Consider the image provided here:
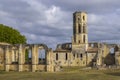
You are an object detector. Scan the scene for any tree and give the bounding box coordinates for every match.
[0,24,26,44]
[0,24,28,62]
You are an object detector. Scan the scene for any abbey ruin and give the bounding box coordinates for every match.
[0,11,120,72]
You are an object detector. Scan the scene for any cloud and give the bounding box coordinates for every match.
[0,0,120,49]
[41,0,120,13]
[88,11,120,41]
[0,0,73,49]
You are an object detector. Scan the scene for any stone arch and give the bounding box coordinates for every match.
[3,43,50,72]
[37,44,49,64]
[104,44,117,65]
[24,44,32,64]
[24,44,49,65]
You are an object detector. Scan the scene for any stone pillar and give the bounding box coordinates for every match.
[22,48,25,65]
[35,47,39,65]
[18,44,24,72]
[67,53,70,66]
[96,49,102,66]
[69,52,72,66]
[46,50,49,65]
[115,51,120,66]
[16,50,19,62]
[46,49,50,72]
[11,50,15,62]
[32,45,37,72]
[5,46,11,72]
[46,49,54,72]
[14,50,18,62]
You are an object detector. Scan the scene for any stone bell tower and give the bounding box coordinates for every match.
[72,11,88,51]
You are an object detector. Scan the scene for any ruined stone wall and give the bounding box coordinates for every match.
[52,52,72,66]
[86,52,97,66]
[0,47,4,70]
[52,51,87,67]
[115,51,120,65]
[0,44,55,72]
[102,44,115,65]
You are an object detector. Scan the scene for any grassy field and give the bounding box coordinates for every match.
[0,67,120,80]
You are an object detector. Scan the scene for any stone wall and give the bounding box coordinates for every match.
[52,51,87,67]
[0,44,54,72]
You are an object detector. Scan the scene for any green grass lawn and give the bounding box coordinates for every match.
[0,67,120,80]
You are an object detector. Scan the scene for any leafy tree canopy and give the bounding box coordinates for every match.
[0,24,26,44]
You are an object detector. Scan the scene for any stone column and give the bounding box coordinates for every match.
[5,46,11,72]
[18,44,24,72]
[35,47,39,65]
[14,50,17,62]
[68,53,71,66]
[32,45,37,72]
[46,50,50,72]
[22,48,25,65]
[11,50,15,62]
[69,52,72,66]
[116,52,120,66]
[96,49,102,66]
[46,49,54,72]
[16,50,19,62]
[46,50,49,65]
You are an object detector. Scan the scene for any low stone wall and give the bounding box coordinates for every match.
[23,64,32,71]
[0,64,46,72]
[37,65,46,71]
[9,64,18,71]
[0,64,4,70]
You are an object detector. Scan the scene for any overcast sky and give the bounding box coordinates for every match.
[0,0,120,49]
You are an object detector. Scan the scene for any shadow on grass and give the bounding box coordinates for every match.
[105,72,120,76]
[0,71,6,74]
[87,74,99,77]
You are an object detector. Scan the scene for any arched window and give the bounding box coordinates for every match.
[78,24,81,33]
[65,53,68,60]
[56,53,58,60]
[73,54,75,59]
[80,54,83,60]
[83,35,86,43]
[83,16,85,21]
[80,54,83,57]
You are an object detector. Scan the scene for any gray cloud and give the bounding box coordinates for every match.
[0,0,120,49]
[41,0,120,13]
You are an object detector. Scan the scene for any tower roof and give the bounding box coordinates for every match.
[73,11,87,14]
